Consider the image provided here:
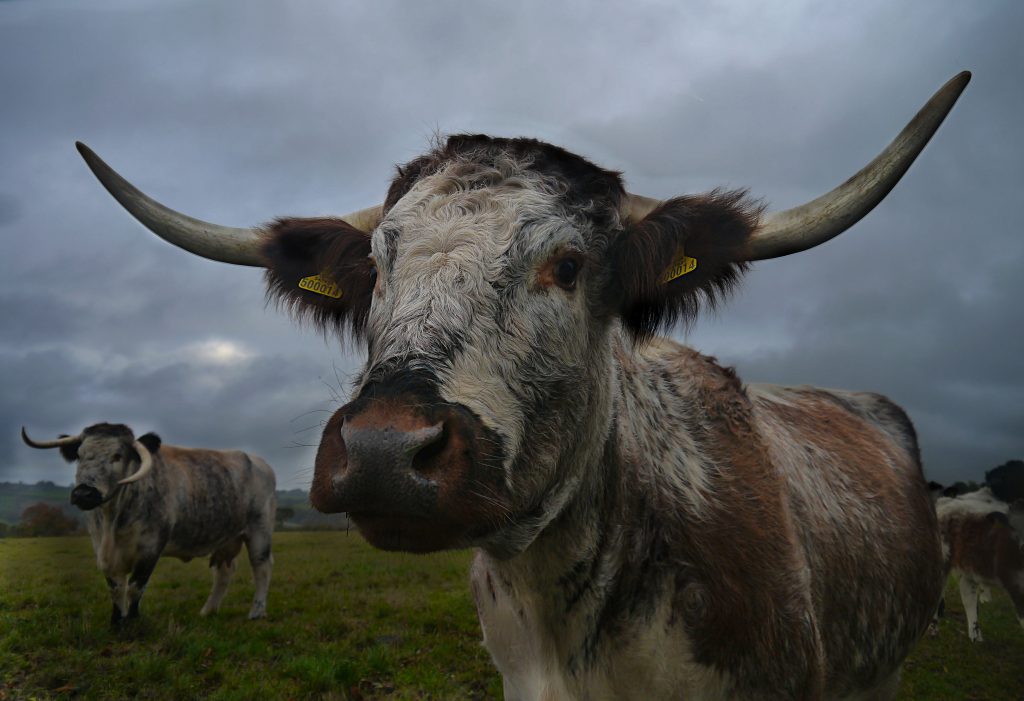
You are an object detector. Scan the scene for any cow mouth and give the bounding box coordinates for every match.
[70,485,103,511]
[347,511,470,553]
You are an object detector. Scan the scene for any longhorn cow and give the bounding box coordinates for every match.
[74,73,970,698]
[22,424,276,624]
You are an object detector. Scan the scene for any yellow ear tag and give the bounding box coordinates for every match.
[659,249,698,284]
[298,274,342,299]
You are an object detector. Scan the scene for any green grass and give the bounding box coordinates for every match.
[900,577,1024,699]
[1,535,1022,699]
[0,534,500,700]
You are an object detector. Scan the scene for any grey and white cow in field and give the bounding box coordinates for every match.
[21,424,275,624]
[76,73,969,698]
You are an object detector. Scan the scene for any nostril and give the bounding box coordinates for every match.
[411,422,448,474]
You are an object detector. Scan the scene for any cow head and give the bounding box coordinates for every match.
[257,137,765,554]
[22,424,161,510]
[73,73,970,553]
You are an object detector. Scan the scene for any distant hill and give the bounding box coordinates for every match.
[0,482,348,531]
[0,481,77,525]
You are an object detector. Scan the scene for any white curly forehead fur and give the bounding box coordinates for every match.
[363,157,620,468]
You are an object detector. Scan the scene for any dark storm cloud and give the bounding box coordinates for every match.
[1,0,1020,489]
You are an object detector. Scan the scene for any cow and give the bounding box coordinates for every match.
[935,486,1024,642]
[21,424,276,624]
[73,73,970,698]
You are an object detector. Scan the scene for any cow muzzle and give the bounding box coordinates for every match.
[70,484,103,511]
[311,392,508,553]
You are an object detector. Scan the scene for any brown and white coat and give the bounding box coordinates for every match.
[936,488,1024,642]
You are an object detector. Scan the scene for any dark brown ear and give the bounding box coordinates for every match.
[137,432,162,454]
[58,434,81,463]
[261,217,374,338]
[611,189,763,342]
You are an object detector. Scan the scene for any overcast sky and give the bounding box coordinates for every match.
[1,0,1020,490]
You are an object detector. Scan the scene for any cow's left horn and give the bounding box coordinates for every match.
[21,427,81,449]
[119,440,154,485]
[625,71,971,260]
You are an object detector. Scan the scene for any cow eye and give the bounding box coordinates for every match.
[111,453,122,462]
[554,257,580,290]
[368,260,379,291]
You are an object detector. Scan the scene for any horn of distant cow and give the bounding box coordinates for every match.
[624,71,971,260]
[20,427,81,450]
[119,440,154,485]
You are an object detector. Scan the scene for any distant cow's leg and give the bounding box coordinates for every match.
[106,575,128,626]
[959,576,983,642]
[927,595,945,636]
[200,540,242,616]
[126,556,159,620]
[244,526,273,620]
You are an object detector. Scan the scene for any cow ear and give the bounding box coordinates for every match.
[57,434,81,463]
[138,432,162,454]
[612,190,763,342]
[261,217,375,339]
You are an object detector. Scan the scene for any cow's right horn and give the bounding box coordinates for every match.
[21,427,81,449]
[76,143,267,267]
[76,143,383,266]
[119,440,154,485]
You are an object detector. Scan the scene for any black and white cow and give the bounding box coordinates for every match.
[22,424,276,624]
[75,73,970,698]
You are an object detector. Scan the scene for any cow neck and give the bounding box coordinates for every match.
[473,339,634,677]
[472,334,727,683]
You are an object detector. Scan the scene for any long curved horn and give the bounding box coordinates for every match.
[119,440,154,485]
[76,143,266,266]
[76,143,382,265]
[625,71,971,261]
[21,427,81,449]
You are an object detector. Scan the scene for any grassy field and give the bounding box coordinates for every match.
[1,534,1022,700]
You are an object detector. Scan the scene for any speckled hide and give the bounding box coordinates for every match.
[467,339,941,700]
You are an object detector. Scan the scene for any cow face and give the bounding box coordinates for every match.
[21,423,160,510]
[261,136,759,555]
[67,430,139,510]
